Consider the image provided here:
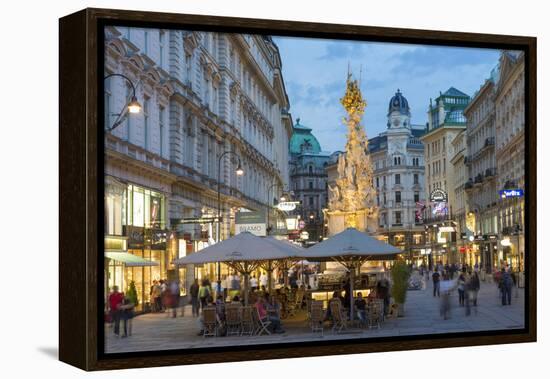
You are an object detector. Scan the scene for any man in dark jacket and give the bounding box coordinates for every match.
[189,279,200,317]
[432,271,441,297]
[499,269,513,305]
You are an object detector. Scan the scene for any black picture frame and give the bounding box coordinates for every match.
[59,8,537,371]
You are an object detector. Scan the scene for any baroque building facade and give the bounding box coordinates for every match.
[463,68,499,272]
[449,130,468,264]
[103,26,292,308]
[369,90,427,263]
[421,87,470,265]
[289,119,331,242]
[494,51,525,273]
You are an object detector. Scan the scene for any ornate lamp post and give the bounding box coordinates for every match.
[266,183,282,235]
[216,151,244,293]
[104,73,141,131]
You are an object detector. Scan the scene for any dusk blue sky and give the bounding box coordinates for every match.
[273,36,501,153]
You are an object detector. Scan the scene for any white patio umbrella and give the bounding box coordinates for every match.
[173,232,299,304]
[304,227,401,320]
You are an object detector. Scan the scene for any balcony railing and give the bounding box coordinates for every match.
[484,137,495,147]
[485,167,496,178]
[474,174,484,184]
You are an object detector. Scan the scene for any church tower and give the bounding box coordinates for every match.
[387,89,411,130]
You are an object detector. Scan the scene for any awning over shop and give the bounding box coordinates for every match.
[105,251,159,267]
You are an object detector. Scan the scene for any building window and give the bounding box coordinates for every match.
[383,176,387,186]
[308,181,313,189]
[104,75,112,130]
[376,177,380,188]
[143,96,150,150]
[394,211,402,225]
[412,157,419,166]
[414,173,419,184]
[159,105,165,157]
[395,191,401,204]
[394,156,401,165]
[414,191,420,203]
[383,193,387,204]
[309,196,314,206]
[159,31,165,68]
[395,174,401,185]
[144,31,149,54]
[308,165,313,174]
[376,194,380,206]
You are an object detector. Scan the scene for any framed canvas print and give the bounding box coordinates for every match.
[59,8,536,371]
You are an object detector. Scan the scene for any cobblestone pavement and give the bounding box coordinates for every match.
[105,277,525,353]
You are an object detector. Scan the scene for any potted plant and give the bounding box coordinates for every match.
[391,261,411,317]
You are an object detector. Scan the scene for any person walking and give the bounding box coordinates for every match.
[457,272,466,307]
[469,271,480,307]
[499,268,513,305]
[169,280,180,318]
[198,279,211,311]
[108,286,124,337]
[189,279,200,317]
[432,270,441,297]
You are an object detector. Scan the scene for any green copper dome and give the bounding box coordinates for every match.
[289,118,322,155]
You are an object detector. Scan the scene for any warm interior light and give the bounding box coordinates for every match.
[235,162,244,176]
[128,96,142,114]
[280,196,287,202]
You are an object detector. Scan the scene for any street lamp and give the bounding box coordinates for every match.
[216,150,244,293]
[104,73,142,131]
[266,183,283,235]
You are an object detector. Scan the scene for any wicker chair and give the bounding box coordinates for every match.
[329,300,347,334]
[367,301,382,329]
[225,304,242,336]
[309,301,325,336]
[240,306,255,336]
[202,307,218,338]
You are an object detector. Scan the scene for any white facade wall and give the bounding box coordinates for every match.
[104,26,292,240]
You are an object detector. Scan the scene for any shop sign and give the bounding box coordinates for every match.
[499,189,524,199]
[430,189,448,202]
[171,217,219,224]
[235,210,266,224]
[439,226,455,232]
[236,223,266,236]
[277,201,299,211]
[235,210,266,236]
[500,238,512,246]
[285,217,298,230]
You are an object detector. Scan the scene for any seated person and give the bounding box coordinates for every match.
[354,292,367,324]
[324,291,342,322]
[231,295,241,305]
[265,294,285,333]
[254,296,268,324]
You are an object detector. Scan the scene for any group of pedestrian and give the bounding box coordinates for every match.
[107,285,135,338]
[432,264,481,319]
[150,279,183,317]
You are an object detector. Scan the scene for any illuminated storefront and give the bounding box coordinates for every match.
[104,180,171,310]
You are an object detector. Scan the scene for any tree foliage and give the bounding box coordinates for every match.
[391,261,411,304]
